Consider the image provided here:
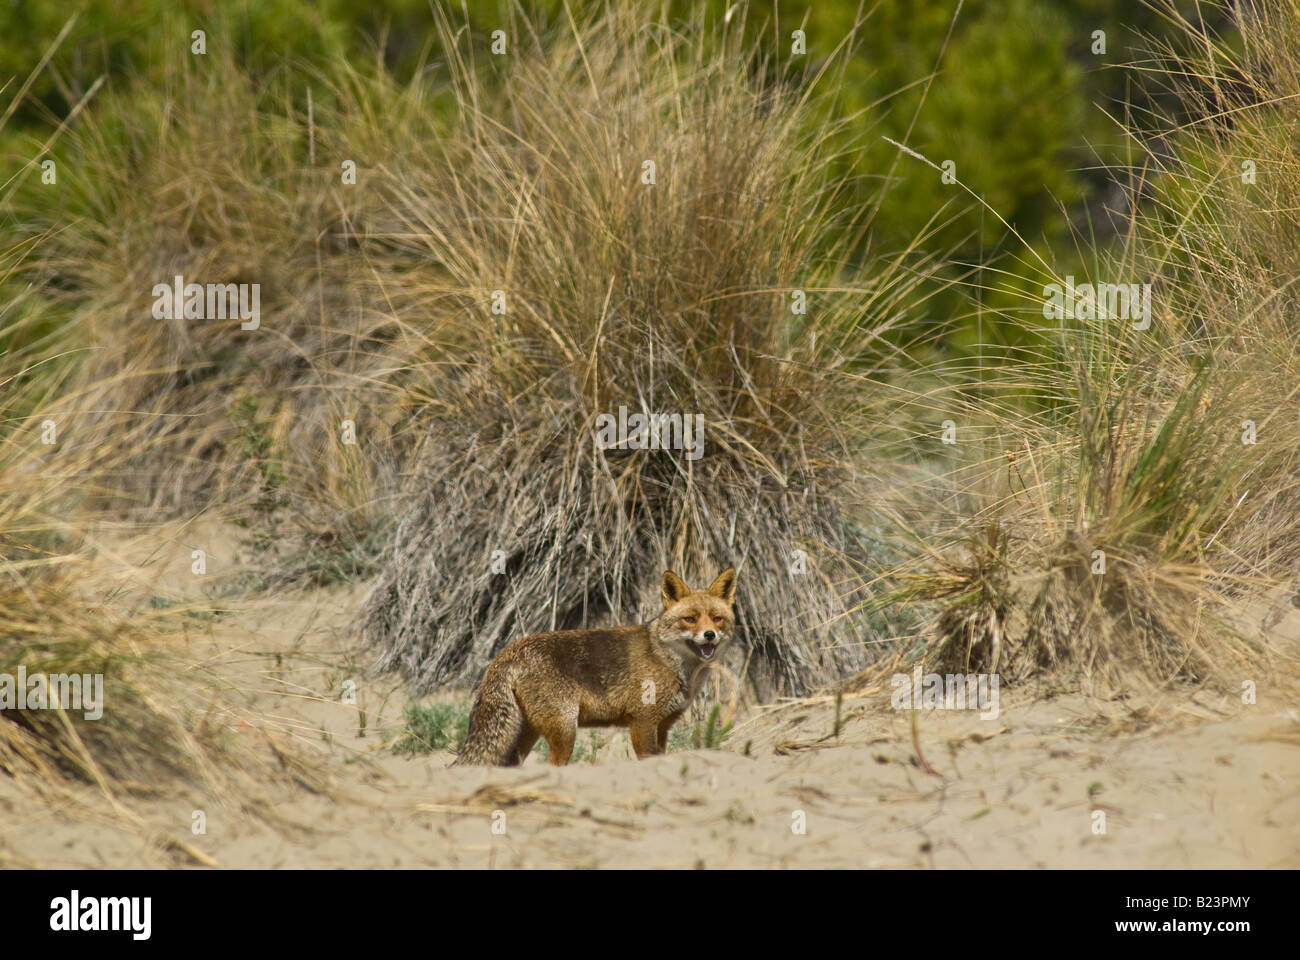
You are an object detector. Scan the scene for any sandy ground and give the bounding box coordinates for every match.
[2,521,1298,869]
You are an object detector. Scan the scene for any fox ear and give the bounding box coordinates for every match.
[707,567,737,604]
[661,570,690,608]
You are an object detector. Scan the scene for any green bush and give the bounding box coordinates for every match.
[391,702,470,755]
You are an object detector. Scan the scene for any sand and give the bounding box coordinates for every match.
[1,521,1297,869]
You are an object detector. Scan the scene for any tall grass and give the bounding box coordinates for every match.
[8,34,397,534]
[0,295,329,850]
[352,3,940,697]
[863,0,1300,694]
[0,26,326,856]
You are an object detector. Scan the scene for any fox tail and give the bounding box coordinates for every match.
[452,671,525,767]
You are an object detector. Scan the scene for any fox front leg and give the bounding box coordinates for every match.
[628,717,661,759]
[655,713,681,753]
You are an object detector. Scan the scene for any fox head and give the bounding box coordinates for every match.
[656,567,738,663]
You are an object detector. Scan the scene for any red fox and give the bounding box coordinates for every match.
[453,568,737,766]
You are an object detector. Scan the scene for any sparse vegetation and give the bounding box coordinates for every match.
[0,27,306,827]
[391,701,471,756]
[669,704,735,752]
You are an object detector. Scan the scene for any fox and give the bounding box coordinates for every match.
[452,567,737,766]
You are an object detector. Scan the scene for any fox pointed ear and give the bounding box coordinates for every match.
[707,567,737,604]
[661,570,690,608]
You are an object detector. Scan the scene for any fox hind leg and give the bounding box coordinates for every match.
[543,726,576,766]
[539,705,578,766]
[512,726,540,765]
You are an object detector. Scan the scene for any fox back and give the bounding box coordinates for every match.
[453,568,738,766]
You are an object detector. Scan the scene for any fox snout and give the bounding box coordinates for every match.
[682,626,723,661]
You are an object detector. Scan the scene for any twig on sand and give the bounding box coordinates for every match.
[910,709,940,776]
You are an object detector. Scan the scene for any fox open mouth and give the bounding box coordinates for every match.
[687,640,717,661]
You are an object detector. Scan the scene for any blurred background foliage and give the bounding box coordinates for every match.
[0,0,1237,363]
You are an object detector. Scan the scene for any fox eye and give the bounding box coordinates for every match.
[683,615,697,624]
[712,616,723,625]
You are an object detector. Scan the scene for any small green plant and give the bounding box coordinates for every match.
[227,394,287,511]
[668,704,734,752]
[667,723,695,753]
[290,519,390,587]
[392,702,470,756]
[700,703,734,750]
[724,802,755,825]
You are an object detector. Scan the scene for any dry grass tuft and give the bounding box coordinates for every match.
[354,4,932,697]
[854,0,1300,697]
